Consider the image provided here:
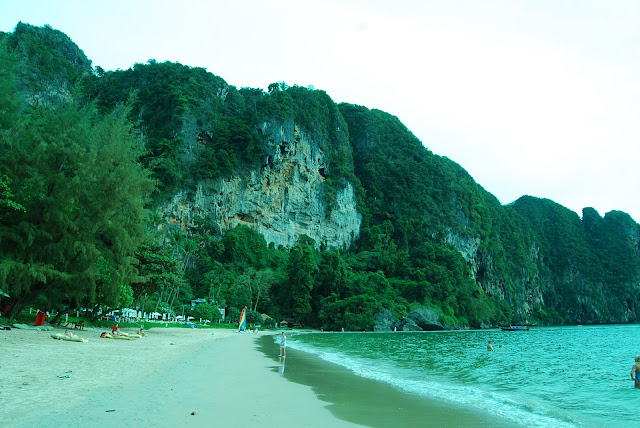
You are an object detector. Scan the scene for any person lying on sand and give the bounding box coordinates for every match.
[64,330,78,339]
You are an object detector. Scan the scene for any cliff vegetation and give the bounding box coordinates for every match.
[1,24,638,330]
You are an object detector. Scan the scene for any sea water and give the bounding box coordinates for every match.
[280,325,640,428]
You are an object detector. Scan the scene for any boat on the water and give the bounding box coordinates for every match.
[500,325,530,331]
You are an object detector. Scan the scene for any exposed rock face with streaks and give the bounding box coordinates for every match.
[162,118,361,250]
[9,22,640,329]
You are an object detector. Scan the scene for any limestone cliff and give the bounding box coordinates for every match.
[9,22,640,329]
[444,229,545,323]
[161,117,361,250]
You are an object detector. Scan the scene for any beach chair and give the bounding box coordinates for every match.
[73,320,85,330]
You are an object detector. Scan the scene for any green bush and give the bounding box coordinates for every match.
[190,302,221,322]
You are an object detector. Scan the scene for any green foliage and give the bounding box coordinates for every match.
[336,104,528,327]
[117,283,135,309]
[0,41,25,215]
[131,241,183,299]
[81,60,261,197]
[152,301,174,316]
[0,38,21,130]
[0,64,154,316]
[246,309,262,325]
[512,196,590,277]
[221,225,267,269]
[225,306,241,325]
[319,294,380,331]
[5,23,92,101]
[4,23,639,330]
[0,174,24,214]
[191,302,221,322]
[513,197,640,323]
[288,245,315,324]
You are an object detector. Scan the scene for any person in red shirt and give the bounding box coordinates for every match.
[112,324,120,335]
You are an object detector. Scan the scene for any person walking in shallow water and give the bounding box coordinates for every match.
[487,340,494,351]
[630,356,640,388]
[279,332,287,358]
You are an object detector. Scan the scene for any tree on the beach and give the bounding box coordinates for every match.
[190,302,221,323]
[0,94,155,318]
[81,256,135,321]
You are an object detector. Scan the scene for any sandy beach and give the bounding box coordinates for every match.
[0,325,362,427]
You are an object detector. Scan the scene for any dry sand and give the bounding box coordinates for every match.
[0,325,362,427]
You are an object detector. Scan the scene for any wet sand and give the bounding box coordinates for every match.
[257,335,519,428]
[1,326,516,427]
[0,326,361,427]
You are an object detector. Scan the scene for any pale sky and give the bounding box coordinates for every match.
[2,0,639,222]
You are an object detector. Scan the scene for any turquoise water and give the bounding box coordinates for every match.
[283,326,640,427]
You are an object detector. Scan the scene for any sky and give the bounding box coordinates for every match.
[2,0,639,222]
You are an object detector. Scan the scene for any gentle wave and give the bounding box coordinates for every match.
[283,333,579,428]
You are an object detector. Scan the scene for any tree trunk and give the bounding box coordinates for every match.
[49,307,72,325]
[168,286,178,311]
[254,287,261,312]
[7,291,28,319]
[139,293,148,314]
[89,304,102,321]
[154,284,166,313]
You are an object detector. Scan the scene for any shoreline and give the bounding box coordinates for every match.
[1,326,361,427]
[258,334,518,428]
[2,326,518,427]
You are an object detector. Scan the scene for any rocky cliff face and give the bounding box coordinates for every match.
[443,228,549,323]
[445,214,640,325]
[9,23,640,329]
[161,117,362,250]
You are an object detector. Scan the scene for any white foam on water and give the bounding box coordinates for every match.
[285,336,579,428]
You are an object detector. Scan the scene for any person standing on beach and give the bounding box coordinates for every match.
[630,356,640,388]
[487,341,494,351]
[279,332,287,357]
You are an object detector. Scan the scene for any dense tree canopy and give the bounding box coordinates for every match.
[2,23,639,330]
[0,47,155,317]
